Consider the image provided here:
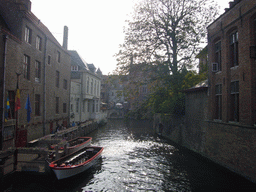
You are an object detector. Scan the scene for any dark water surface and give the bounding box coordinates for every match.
[4,119,256,192]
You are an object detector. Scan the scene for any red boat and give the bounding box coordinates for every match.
[49,146,103,180]
[50,137,92,154]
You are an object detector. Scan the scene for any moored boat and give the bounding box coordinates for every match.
[49,146,103,180]
[50,137,92,154]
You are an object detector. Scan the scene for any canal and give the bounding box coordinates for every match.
[4,119,256,192]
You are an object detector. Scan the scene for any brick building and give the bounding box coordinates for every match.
[0,0,70,149]
[208,0,256,125]
[206,0,256,182]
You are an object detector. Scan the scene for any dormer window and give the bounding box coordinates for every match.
[71,66,78,71]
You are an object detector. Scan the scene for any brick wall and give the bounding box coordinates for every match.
[208,0,256,125]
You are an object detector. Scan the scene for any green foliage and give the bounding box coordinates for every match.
[182,70,207,90]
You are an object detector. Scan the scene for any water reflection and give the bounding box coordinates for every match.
[5,119,256,192]
[81,119,191,192]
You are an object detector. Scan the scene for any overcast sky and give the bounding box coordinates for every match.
[30,0,231,75]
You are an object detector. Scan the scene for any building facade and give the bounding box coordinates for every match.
[208,0,256,125]
[69,51,101,123]
[206,0,256,182]
[0,0,71,149]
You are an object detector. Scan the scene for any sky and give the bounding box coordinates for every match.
[30,0,231,75]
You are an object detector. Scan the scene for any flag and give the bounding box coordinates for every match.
[7,96,10,110]
[25,94,32,122]
[15,85,21,111]
[5,96,10,122]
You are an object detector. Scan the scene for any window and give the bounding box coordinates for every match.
[63,79,67,90]
[76,99,79,112]
[94,80,96,95]
[230,81,239,122]
[71,66,78,71]
[35,94,40,116]
[23,55,30,80]
[91,80,93,94]
[63,103,67,113]
[96,100,98,112]
[83,101,85,113]
[140,85,148,94]
[70,104,73,112]
[56,97,59,114]
[35,61,41,83]
[48,55,51,65]
[92,100,95,112]
[25,26,32,44]
[230,31,238,67]
[87,78,89,94]
[97,82,99,96]
[56,71,59,88]
[215,41,221,71]
[87,101,90,112]
[36,36,42,50]
[57,51,61,63]
[215,84,222,120]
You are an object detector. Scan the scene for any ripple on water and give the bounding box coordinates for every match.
[82,124,192,191]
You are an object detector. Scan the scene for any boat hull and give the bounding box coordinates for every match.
[50,137,92,155]
[52,154,101,180]
[67,137,92,154]
[49,146,103,180]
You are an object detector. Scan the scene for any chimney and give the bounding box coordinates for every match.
[21,0,31,11]
[63,26,68,50]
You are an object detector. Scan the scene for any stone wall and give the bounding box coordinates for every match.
[155,87,256,183]
[204,121,256,182]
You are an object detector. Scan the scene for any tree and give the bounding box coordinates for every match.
[116,0,218,77]
[115,0,219,117]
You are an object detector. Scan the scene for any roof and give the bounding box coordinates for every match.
[25,11,62,48]
[207,0,241,29]
[69,50,89,70]
[183,79,208,93]
[87,64,96,73]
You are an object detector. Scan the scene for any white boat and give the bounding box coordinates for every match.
[49,146,103,180]
[50,137,92,154]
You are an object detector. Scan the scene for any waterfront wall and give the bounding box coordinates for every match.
[154,114,256,183]
[154,88,256,183]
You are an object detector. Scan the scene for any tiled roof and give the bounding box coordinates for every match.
[69,50,89,70]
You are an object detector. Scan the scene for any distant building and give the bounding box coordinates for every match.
[69,51,101,123]
[0,0,71,149]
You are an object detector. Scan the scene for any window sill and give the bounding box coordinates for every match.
[228,121,239,124]
[230,65,238,70]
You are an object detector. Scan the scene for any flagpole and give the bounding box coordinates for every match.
[1,35,8,150]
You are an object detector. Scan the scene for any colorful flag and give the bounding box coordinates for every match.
[5,95,10,122]
[15,85,21,111]
[25,94,32,122]
[6,96,10,110]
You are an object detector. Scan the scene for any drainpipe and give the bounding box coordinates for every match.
[1,34,8,150]
[43,36,48,136]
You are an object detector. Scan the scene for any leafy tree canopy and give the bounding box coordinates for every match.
[115,0,219,117]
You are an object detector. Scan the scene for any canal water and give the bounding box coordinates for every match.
[4,119,256,192]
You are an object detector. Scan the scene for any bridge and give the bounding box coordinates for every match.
[107,108,125,118]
